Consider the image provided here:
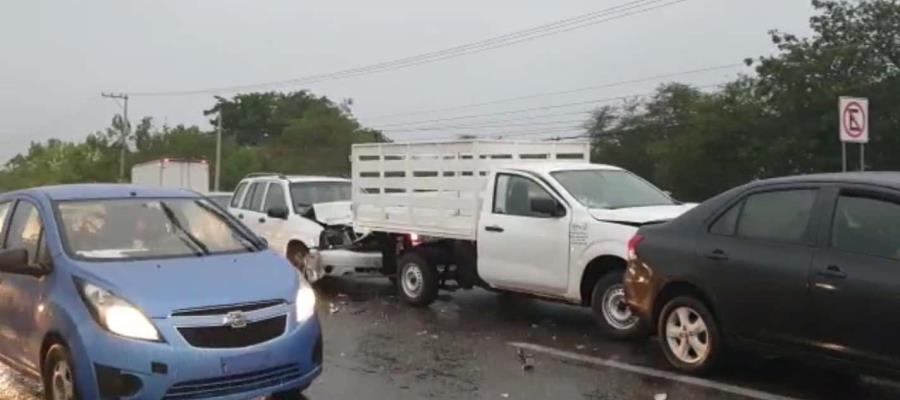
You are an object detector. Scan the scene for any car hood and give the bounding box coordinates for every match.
[588,204,696,226]
[312,201,353,225]
[72,251,299,318]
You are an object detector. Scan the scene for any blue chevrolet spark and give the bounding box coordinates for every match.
[0,184,322,399]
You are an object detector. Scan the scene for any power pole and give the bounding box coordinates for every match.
[101,92,130,181]
[215,112,223,192]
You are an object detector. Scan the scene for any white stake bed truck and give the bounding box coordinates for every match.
[337,140,694,337]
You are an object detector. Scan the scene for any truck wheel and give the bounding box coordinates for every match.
[658,296,721,374]
[397,252,438,307]
[43,343,80,400]
[591,272,646,339]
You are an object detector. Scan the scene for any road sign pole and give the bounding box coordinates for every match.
[860,143,865,172]
[842,142,847,172]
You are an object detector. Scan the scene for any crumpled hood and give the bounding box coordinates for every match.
[312,201,353,225]
[72,251,299,318]
[588,204,696,225]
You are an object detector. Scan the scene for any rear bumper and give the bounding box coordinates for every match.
[314,249,383,278]
[623,259,656,327]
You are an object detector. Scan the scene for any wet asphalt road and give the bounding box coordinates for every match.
[3,276,900,400]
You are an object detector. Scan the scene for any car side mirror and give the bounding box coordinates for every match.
[531,198,564,217]
[0,248,44,276]
[266,206,289,220]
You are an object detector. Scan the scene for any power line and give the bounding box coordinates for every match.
[128,0,689,97]
[365,63,743,122]
[374,82,724,129]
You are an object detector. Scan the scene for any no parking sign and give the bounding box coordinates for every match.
[839,97,869,143]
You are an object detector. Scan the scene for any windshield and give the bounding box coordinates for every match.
[57,198,259,260]
[290,181,351,214]
[551,170,673,209]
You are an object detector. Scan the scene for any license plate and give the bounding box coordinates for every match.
[220,351,271,374]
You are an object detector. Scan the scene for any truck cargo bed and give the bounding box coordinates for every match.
[351,140,589,240]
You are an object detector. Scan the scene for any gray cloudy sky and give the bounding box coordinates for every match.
[0,0,815,162]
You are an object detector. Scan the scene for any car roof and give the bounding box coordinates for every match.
[242,174,349,183]
[752,172,900,189]
[503,162,623,174]
[3,184,199,201]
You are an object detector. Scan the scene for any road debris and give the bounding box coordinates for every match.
[516,348,534,371]
[654,393,667,400]
[329,303,341,314]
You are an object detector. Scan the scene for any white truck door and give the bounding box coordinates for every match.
[257,181,291,255]
[477,172,570,294]
[236,181,268,234]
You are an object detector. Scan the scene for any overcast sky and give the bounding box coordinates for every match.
[0,0,816,162]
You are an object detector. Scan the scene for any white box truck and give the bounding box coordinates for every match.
[324,140,695,338]
[131,159,210,193]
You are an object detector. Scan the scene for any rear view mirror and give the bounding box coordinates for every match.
[0,248,42,276]
[531,198,564,217]
[267,206,289,220]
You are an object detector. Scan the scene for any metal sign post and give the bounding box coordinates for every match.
[838,97,869,172]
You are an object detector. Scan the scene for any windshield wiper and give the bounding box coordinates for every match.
[194,200,260,251]
[159,201,210,256]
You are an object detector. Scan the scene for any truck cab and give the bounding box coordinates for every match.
[474,163,694,336]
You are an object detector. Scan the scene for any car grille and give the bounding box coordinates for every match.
[178,315,286,348]
[171,300,286,317]
[163,364,302,400]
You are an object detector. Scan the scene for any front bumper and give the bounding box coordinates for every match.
[311,249,383,279]
[71,314,323,400]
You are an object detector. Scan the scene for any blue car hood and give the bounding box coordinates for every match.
[72,250,299,318]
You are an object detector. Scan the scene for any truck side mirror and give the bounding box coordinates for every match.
[531,198,564,217]
[267,206,289,220]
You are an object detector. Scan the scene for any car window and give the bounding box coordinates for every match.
[248,182,267,212]
[240,183,258,209]
[0,201,12,244]
[736,189,816,243]
[709,201,741,235]
[264,183,287,212]
[493,174,556,218]
[832,194,900,260]
[231,182,248,208]
[6,201,45,266]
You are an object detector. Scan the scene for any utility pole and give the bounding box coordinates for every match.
[101,92,129,181]
[215,112,223,192]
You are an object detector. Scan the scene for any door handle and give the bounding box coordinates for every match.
[818,265,847,279]
[704,249,728,261]
[238,214,244,219]
[258,217,266,224]
[484,225,504,233]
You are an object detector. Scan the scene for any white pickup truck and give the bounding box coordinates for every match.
[332,140,694,337]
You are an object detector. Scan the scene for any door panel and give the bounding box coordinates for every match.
[477,174,570,294]
[698,188,818,345]
[259,182,291,255]
[0,201,45,369]
[809,191,900,367]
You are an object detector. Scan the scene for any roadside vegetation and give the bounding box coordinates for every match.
[1,0,897,201]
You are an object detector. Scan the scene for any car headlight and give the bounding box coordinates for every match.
[75,279,161,342]
[295,279,316,322]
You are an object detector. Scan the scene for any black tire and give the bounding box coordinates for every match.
[396,252,438,307]
[657,296,722,374]
[43,343,80,400]
[591,272,647,339]
[270,386,308,400]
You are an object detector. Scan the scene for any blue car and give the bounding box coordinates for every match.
[0,184,322,400]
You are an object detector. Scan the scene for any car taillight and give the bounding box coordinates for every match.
[627,234,644,261]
